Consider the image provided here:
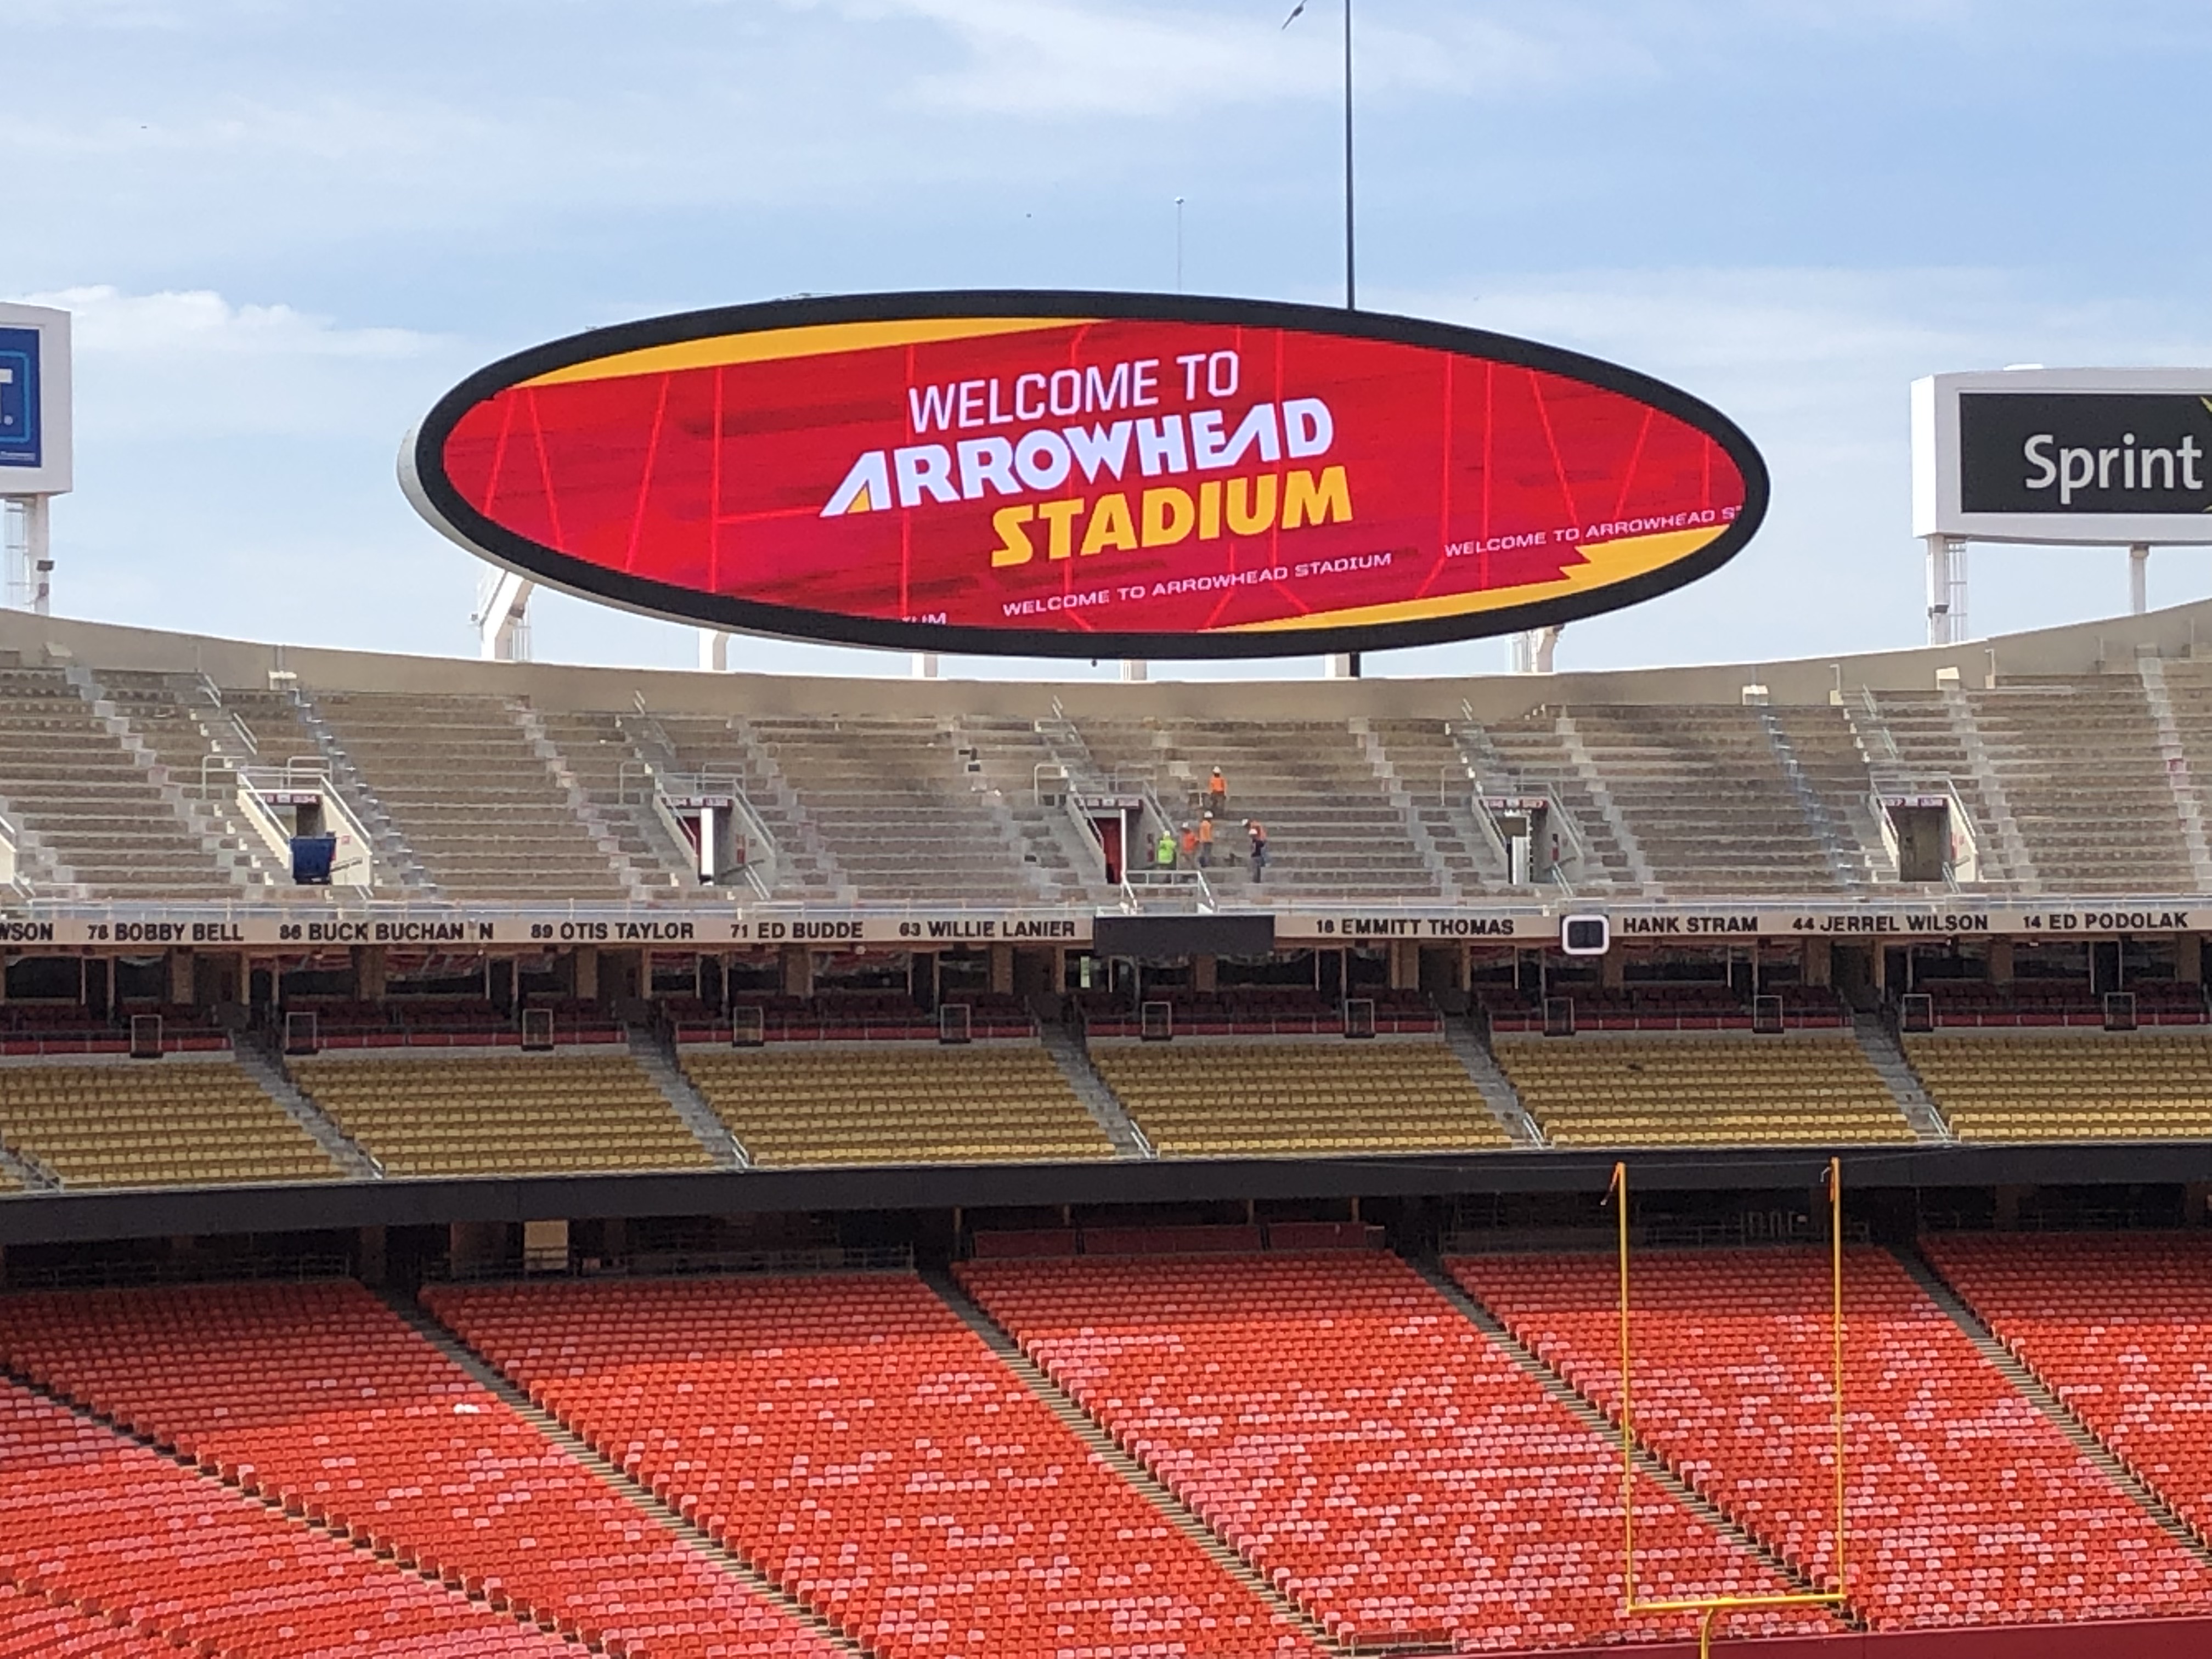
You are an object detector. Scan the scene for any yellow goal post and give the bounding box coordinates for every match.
[1609,1155,1849,1657]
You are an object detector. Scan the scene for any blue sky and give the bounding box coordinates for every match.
[8,0,2211,680]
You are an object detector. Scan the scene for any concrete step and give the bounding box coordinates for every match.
[233,1037,384,1178]
[628,1025,747,1168]
[1035,1017,1152,1157]
[1441,1015,1544,1146]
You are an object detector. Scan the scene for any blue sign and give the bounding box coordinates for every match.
[0,327,40,470]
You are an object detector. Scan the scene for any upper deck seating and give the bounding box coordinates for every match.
[680,1045,1112,1164]
[1087,1040,1511,1156]
[956,1251,1825,1650]
[0,1377,569,1657]
[1069,717,1443,900]
[0,1280,840,1659]
[1474,712,1640,889]
[1966,678,2193,894]
[311,691,628,901]
[1451,1248,2212,1630]
[1922,1233,2212,1547]
[533,707,702,894]
[0,1059,341,1188]
[643,713,845,900]
[1859,690,2022,890]
[291,1053,714,1176]
[424,1274,1316,1659]
[1490,1034,1914,1147]
[1561,704,1836,894]
[0,665,241,899]
[743,716,1043,904]
[1363,718,1504,893]
[1904,1031,2212,1140]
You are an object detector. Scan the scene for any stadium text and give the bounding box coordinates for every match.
[989,469,1352,571]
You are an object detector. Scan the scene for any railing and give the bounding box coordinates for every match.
[430,1244,917,1283]
[4,1254,356,1290]
[1060,788,1139,910]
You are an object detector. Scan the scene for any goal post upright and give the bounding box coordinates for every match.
[1610,1155,1850,1657]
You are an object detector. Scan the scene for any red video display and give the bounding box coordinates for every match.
[405,295,1763,657]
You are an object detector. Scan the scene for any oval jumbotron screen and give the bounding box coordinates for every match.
[402,292,1767,658]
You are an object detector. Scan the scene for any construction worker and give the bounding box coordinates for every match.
[1155,827,1178,872]
[1197,812,1216,868]
[1244,818,1268,882]
[1207,766,1228,818]
[1180,822,1200,862]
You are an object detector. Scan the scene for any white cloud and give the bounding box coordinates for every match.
[837,0,1637,119]
[1377,267,2212,674]
[11,286,450,442]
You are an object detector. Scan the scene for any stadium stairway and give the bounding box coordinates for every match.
[232,1036,386,1177]
[1032,1017,1153,1157]
[1405,1258,1844,1624]
[0,1282,842,1659]
[916,1266,1341,1656]
[1439,1016,1545,1146]
[383,1288,865,1658]
[625,1024,748,1168]
[281,686,439,896]
[1847,1015,1953,1142]
[1893,1248,2212,1570]
[1920,1234,2212,1555]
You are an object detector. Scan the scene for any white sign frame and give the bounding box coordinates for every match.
[0,302,72,498]
[1912,368,2212,545]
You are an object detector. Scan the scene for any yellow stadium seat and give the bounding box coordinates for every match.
[292,1053,714,1177]
[0,1060,342,1188]
[1088,1040,1511,1157]
[680,1045,1113,1166]
[1490,1034,1915,1148]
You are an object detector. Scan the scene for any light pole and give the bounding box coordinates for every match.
[1175,196,1186,292]
[1283,0,1354,311]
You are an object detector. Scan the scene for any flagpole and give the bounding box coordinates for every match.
[1282,0,1355,311]
[1342,0,1354,310]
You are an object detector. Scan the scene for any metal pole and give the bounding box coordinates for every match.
[25,497,51,618]
[1175,197,1186,294]
[1923,535,1954,646]
[2130,544,2150,616]
[1612,1160,1634,1605]
[1342,0,1355,310]
[1830,1155,1847,1599]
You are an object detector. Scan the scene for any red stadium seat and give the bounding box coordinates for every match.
[0,1281,839,1659]
[0,1376,569,1656]
[1449,1248,2212,1631]
[956,1251,1833,1651]
[1925,1232,2212,1547]
[426,1273,1319,1659]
